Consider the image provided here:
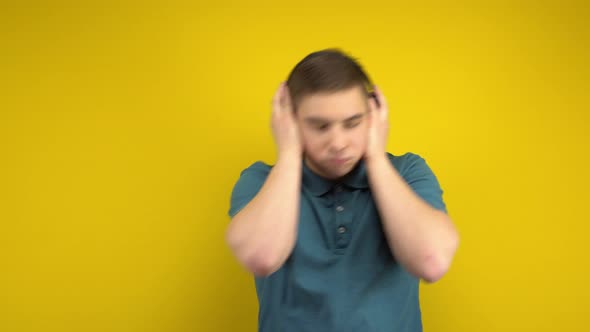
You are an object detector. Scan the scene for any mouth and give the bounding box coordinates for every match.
[330,157,352,166]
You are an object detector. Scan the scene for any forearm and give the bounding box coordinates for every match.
[226,152,301,276]
[366,155,459,282]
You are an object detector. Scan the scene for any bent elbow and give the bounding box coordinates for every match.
[421,234,460,283]
[246,252,283,277]
[420,256,450,283]
[225,228,284,277]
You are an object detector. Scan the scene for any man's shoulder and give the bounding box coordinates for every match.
[386,152,427,173]
[228,161,274,218]
[237,160,273,179]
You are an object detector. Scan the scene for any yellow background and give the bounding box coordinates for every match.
[1,1,589,331]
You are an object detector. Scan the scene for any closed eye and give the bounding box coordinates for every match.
[344,120,361,129]
[316,124,330,131]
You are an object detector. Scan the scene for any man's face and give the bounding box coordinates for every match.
[295,86,370,180]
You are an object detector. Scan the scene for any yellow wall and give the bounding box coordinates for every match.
[1,1,588,331]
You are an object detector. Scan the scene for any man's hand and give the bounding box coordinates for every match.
[365,85,390,163]
[363,86,459,282]
[272,82,302,158]
[226,82,303,277]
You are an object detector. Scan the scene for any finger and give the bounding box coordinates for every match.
[368,93,378,114]
[282,83,293,113]
[366,100,376,127]
[373,85,389,113]
[272,82,286,114]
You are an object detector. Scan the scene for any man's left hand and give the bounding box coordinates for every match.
[365,86,390,163]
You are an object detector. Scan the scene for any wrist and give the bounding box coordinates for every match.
[365,151,389,171]
[277,148,302,164]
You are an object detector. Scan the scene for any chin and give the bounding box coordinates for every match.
[322,162,357,179]
[306,155,359,179]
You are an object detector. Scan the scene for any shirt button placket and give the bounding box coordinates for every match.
[333,184,350,251]
[335,200,349,249]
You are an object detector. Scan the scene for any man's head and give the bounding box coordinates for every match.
[286,49,375,180]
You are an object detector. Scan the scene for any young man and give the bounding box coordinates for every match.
[226,49,459,332]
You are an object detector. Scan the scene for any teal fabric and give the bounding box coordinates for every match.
[228,152,447,332]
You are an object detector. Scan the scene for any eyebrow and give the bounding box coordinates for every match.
[304,113,365,124]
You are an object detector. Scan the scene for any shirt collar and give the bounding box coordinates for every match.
[302,158,369,196]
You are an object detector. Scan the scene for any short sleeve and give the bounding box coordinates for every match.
[393,153,448,213]
[228,161,272,218]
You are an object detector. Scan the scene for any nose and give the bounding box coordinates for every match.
[328,128,347,154]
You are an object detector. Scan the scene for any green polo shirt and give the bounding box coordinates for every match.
[228,152,447,332]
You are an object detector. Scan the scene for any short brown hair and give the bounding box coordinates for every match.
[286,49,374,110]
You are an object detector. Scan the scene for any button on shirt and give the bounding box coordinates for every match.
[228,152,447,332]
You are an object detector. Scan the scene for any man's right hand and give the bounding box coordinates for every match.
[226,82,303,277]
[271,82,302,158]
